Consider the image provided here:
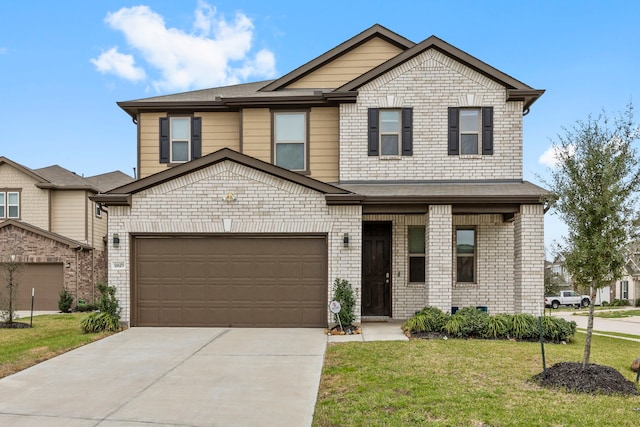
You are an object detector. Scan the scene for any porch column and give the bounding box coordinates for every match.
[514,204,544,314]
[426,204,452,312]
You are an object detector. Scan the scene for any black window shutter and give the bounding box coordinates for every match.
[191,116,202,159]
[159,117,170,163]
[368,108,379,156]
[482,107,493,155]
[448,107,459,155]
[401,108,413,156]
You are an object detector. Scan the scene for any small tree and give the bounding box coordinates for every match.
[545,103,640,367]
[0,254,22,324]
[332,278,356,326]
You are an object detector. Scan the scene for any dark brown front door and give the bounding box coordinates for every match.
[362,222,391,316]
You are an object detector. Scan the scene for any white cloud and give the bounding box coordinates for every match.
[90,47,146,81]
[539,144,576,168]
[94,2,277,92]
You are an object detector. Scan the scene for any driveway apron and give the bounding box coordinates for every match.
[0,328,327,427]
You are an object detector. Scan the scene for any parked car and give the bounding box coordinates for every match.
[544,290,590,309]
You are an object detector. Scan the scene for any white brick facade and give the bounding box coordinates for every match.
[107,161,362,324]
[340,49,523,182]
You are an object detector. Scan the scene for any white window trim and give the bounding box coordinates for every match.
[459,108,481,156]
[0,192,5,218]
[170,117,191,163]
[379,109,402,157]
[273,111,308,172]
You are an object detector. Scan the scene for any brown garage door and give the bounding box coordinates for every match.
[133,235,328,327]
[14,263,64,311]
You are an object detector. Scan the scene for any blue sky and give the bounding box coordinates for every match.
[1,0,639,252]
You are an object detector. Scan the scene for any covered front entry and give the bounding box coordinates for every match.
[132,235,328,327]
[15,263,64,310]
[361,222,392,317]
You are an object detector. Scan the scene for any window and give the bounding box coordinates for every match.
[621,280,629,299]
[368,108,413,156]
[448,107,493,155]
[460,109,480,154]
[159,116,202,164]
[273,111,307,171]
[380,110,401,155]
[170,117,190,162]
[0,191,19,219]
[95,202,102,218]
[456,228,475,283]
[408,227,425,282]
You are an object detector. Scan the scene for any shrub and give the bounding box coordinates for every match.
[402,306,449,333]
[444,315,465,338]
[331,278,356,326]
[58,289,73,313]
[81,283,121,333]
[508,314,538,340]
[610,299,629,307]
[76,302,97,312]
[455,307,490,338]
[482,314,510,339]
[635,298,640,307]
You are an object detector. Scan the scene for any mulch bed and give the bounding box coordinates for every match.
[0,321,31,329]
[532,362,639,395]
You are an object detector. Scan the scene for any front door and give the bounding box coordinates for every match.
[362,222,391,316]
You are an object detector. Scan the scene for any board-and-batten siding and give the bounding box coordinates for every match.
[50,191,86,242]
[285,37,404,89]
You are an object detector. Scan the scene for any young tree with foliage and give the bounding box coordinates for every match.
[546,104,640,367]
[0,254,22,324]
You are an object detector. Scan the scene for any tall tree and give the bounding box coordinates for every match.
[546,104,640,367]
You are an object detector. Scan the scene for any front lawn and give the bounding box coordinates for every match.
[0,313,116,379]
[314,334,640,427]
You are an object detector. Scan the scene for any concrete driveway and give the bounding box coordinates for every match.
[0,328,326,426]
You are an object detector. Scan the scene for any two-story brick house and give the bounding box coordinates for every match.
[94,25,547,327]
[0,157,132,310]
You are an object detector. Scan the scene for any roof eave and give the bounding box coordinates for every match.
[89,194,132,206]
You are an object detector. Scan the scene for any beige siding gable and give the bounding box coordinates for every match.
[286,37,404,89]
[309,107,339,182]
[0,164,49,229]
[139,112,166,178]
[241,108,271,163]
[51,191,87,242]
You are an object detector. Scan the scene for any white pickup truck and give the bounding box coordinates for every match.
[544,290,590,309]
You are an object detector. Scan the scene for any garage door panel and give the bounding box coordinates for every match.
[134,236,327,327]
[15,263,63,311]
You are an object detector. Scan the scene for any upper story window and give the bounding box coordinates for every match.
[368,108,413,157]
[0,191,20,219]
[170,117,190,162]
[456,228,476,283]
[159,116,202,164]
[95,202,102,218]
[273,111,308,172]
[448,107,493,156]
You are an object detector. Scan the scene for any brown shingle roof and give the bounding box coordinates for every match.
[85,171,134,192]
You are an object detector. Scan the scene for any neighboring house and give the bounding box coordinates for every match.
[617,257,640,303]
[94,24,548,327]
[0,157,132,310]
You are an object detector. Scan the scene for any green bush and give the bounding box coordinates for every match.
[402,306,449,333]
[444,315,465,338]
[610,299,629,307]
[508,314,538,340]
[454,307,490,338]
[58,289,73,313]
[635,298,640,307]
[482,314,510,339]
[332,278,356,326]
[81,283,121,333]
[76,302,97,312]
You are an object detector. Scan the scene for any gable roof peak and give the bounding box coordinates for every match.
[259,24,415,92]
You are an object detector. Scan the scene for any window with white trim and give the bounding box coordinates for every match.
[459,109,480,155]
[0,191,20,219]
[380,110,401,155]
[170,117,191,163]
[95,202,102,218]
[273,111,307,171]
[621,280,629,299]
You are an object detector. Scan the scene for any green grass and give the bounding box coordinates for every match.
[313,334,640,427]
[586,309,640,318]
[577,328,640,340]
[0,313,116,378]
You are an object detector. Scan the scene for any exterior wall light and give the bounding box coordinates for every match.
[113,233,120,248]
[343,233,349,248]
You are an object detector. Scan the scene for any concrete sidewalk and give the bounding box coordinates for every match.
[550,310,640,341]
[0,328,326,427]
[327,321,409,343]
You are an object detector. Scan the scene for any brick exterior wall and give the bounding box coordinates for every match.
[107,160,362,324]
[0,224,104,306]
[514,204,545,314]
[339,49,523,182]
